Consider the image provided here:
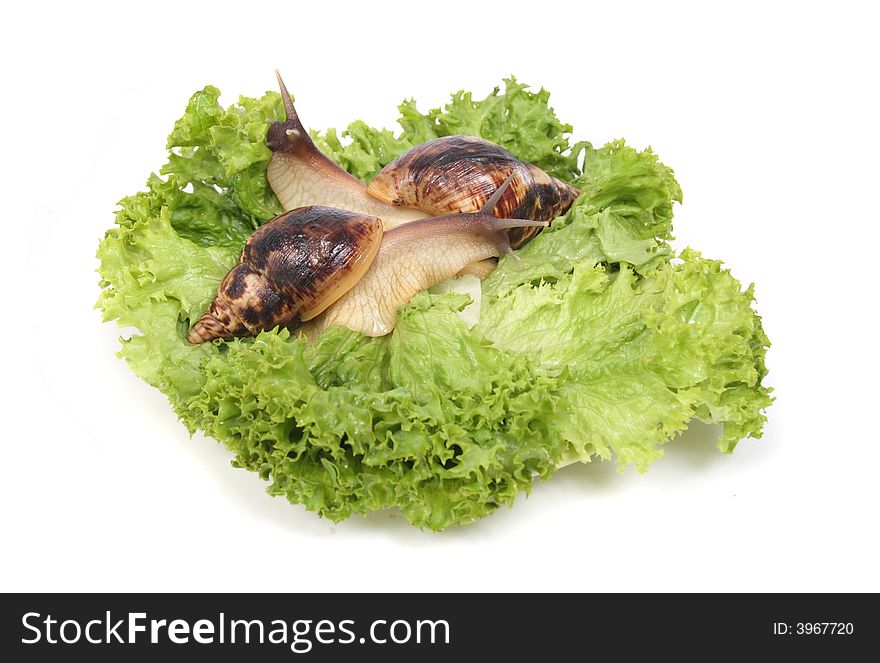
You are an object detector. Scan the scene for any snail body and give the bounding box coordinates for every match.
[304,209,544,338]
[266,72,580,246]
[189,176,545,343]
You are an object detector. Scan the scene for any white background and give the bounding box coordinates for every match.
[2,1,878,592]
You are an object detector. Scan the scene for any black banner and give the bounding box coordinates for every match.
[1,593,873,660]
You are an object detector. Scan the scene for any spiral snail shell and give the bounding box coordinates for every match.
[189,175,546,343]
[187,206,382,344]
[367,135,580,248]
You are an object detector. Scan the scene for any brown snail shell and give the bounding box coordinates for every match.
[188,206,382,344]
[367,135,580,248]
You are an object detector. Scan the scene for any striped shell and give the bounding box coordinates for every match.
[367,135,580,248]
[188,206,382,343]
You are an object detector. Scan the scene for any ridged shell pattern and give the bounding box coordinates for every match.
[367,135,580,248]
[188,206,382,343]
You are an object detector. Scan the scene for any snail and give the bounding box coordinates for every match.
[266,72,580,249]
[366,134,580,248]
[188,174,546,343]
[187,206,382,344]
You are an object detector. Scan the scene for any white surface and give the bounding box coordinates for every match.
[2,1,878,592]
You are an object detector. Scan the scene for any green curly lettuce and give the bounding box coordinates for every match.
[97,79,771,530]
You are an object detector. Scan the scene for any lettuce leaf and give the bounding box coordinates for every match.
[480,253,771,467]
[97,80,771,530]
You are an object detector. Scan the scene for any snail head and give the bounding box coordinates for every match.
[267,70,309,153]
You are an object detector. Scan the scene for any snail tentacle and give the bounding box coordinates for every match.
[274,69,299,125]
[480,171,517,214]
